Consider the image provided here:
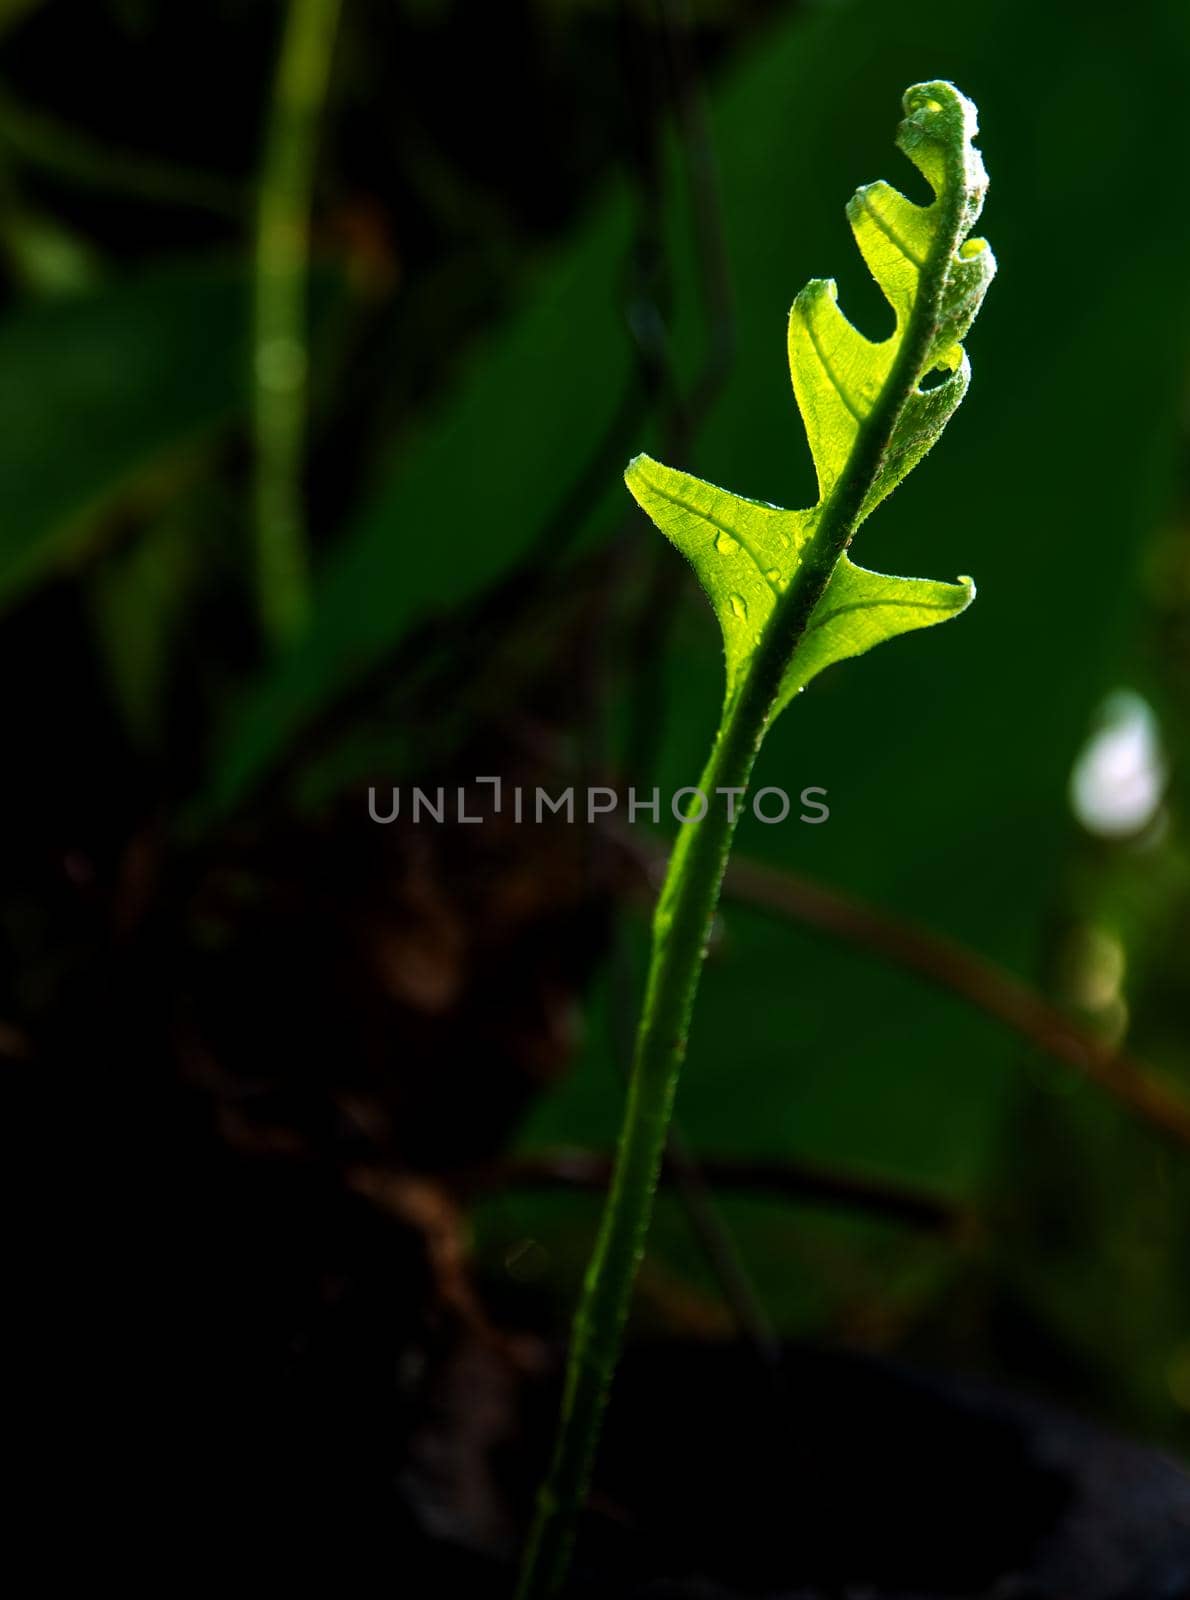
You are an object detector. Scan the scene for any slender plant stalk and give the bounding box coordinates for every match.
[252,0,342,650]
[514,94,978,1600]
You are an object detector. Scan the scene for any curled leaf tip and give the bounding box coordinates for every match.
[626,82,993,715]
[896,79,989,239]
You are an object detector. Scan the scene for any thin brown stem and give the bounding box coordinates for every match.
[470,1147,967,1236]
[719,853,1190,1152]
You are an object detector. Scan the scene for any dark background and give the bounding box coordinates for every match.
[2,0,1188,1584]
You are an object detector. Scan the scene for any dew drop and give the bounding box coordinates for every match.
[765,568,781,584]
[715,531,740,556]
[729,593,748,620]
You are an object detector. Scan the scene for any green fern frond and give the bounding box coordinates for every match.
[626,81,994,716]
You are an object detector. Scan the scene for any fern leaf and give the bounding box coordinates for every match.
[626,81,993,713]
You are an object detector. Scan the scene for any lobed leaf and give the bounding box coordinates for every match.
[626,81,994,715]
[0,263,251,612]
[774,559,974,713]
[624,454,811,706]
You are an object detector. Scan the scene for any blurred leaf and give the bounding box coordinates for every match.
[210,198,635,811]
[0,259,250,610]
[0,171,100,293]
[87,501,200,749]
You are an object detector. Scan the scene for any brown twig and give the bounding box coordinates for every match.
[463,1146,967,1237]
[719,852,1190,1152]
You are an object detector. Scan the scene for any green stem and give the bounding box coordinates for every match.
[515,102,971,1600]
[252,0,342,651]
[514,693,764,1600]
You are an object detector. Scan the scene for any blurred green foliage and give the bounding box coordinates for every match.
[1,0,1188,1454]
[0,263,247,607]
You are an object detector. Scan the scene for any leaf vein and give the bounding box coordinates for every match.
[803,593,959,639]
[802,316,870,424]
[859,190,926,269]
[644,481,784,599]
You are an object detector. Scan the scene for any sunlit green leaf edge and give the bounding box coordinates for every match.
[626,81,994,716]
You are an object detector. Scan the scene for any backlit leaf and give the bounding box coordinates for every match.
[626,81,994,716]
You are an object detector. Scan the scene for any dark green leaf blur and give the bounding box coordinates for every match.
[3,0,1188,1544]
